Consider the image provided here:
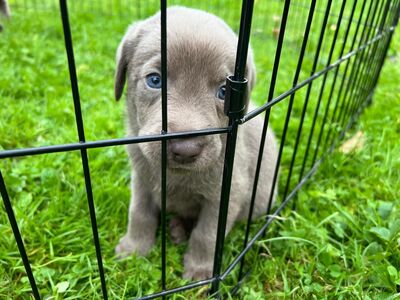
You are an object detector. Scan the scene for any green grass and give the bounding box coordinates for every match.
[0,1,399,299]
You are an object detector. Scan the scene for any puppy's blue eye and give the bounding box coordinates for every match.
[216,85,226,100]
[146,73,162,89]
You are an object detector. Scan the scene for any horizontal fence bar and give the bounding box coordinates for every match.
[137,86,376,300]
[3,1,399,299]
[299,0,347,183]
[322,0,374,154]
[221,156,322,280]
[0,128,229,159]
[1,23,395,162]
[310,0,360,173]
[238,0,317,282]
[220,88,376,281]
[241,25,396,123]
[138,278,215,300]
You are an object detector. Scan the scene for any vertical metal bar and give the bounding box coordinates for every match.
[347,0,393,119]
[210,0,255,296]
[337,7,382,129]
[324,0,377,152]
[238,0,316,281]
[337,0,383,133]
[234,0,254,81]
[362,0,399,104]
[160,0,168,297]
[251,0,291,220]
[59,1,108,299]
[283,0,333,198]
[360,35,387,105]
[312,0,359,167]
[322,0,371,153]
[264,0,294,215]
[346,0,391,116]
[364,1,400,103]
[0,171,41,300]
[299,0,348,177]
[367,0,400,93]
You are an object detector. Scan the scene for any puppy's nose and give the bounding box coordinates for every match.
[169,139,204,164]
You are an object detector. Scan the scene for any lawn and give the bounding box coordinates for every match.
[0,0,399,299]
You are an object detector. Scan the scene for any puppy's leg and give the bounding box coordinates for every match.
[115,177,158,257]
[170,216,194,245]
[183,200,241,280]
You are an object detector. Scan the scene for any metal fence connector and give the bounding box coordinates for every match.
[224,76,248,118]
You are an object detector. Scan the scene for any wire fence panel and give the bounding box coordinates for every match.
[1,0,399,299]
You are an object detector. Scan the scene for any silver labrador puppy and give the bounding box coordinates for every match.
[114,7,278,280]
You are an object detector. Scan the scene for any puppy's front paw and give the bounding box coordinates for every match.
[183,265,213,281]
[183,252,213,280]
[115,235,153,258]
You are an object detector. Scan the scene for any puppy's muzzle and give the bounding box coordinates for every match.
[168,139,204,164]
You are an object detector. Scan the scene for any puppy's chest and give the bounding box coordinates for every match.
[153,172,220,217]
[166,188,203,218]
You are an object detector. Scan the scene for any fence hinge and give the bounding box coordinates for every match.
[224,75,248,119]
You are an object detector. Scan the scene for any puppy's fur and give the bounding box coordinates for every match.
[114,7,278,280]
[0,0,11,32]
[0,0,10,17]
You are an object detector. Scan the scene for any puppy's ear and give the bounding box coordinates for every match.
[242,47,256,113]
[0,0,11,18]
[115,22,143,101]
[246,47,256,92]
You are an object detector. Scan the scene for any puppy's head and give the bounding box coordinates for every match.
[115,7,256,172]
